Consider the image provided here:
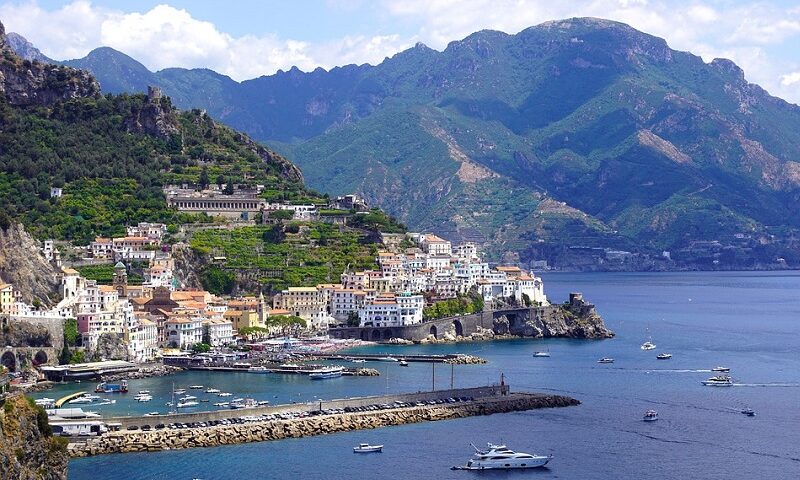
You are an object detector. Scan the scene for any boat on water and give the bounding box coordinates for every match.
[378,356,398,362]
[353,443,383,453]
[309,367,344,379]
[138,390,151,395]
[144,412,160,416]
[135,395,153,403]
[702,375,734,387]
[189,385,204,389]
[35,398,56,407]
[176,400,199,408]
[230,398,258,409]
[214,402,229,407]
[173,388,187,395]
[351,359,366,364]
[712,366,731,373]
[597,357,615,364]
[451,443,552,470]
[95,380,128,393]
[741,408,756,417]
[217,392,233,397]
[640,341,656,351]
[399,360,409,367]
[205,388,221,394]
[656,353,672,360]
[532,351,550,358]
[179,395,197,401]
[247,366,271,374]
[68,396,95,405]
[643,410,659,422]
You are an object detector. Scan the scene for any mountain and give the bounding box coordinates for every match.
[4,31,53,63]
[11,19,800,268]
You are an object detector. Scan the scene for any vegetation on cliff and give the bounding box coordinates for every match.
[0,394,68,480]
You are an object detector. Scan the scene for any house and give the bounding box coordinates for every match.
[50,187,62,198]
[203,319,234,346]
[165,316,204,349]
[273,287,330,330]
[358,292,424,328]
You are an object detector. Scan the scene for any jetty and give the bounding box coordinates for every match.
[67,385,579,457]
[54,391,87,408]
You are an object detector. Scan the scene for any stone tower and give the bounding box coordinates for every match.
[113,261,128,297]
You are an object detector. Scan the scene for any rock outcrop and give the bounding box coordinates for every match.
[91,333,129,361]
[0,223,60,305]
[0,20,100,106]
[0,321,53,348]
[0,393,69,480]
[123,86,180,141]
[511,293,614,339]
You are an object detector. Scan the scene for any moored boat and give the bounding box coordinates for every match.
[189,385,204,389]
[247,366,270,374]
[205,388,221,394]
[656,353,672,360]
[399,360,409,367]
[95,380,128,393]
[597,357,614,364]
[451,443,552,470]
[712,366,730,372]
[176,400,199,408]
[353,443,383,453]
[309,366,344,379]
[640,341,656,351]
[532,351,550,358]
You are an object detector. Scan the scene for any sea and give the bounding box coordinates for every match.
[57,271,800,479]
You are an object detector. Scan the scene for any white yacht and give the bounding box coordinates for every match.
[711,366,730,373]
[656,353,672,360]
[68,396,95,405]
[205,388,221,394]
[248,366,271,374]
[532,351,550,358]
[640,340,656,350]
[451,443,552,470]
[308,366,344,379]
[643,410,659,422]
[597,357,615,364]
[702,375,734,387]
[353,443,383,453]
[176,400,199,408]
[189,385,204,389]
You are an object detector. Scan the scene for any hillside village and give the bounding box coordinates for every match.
[1,216,548,370]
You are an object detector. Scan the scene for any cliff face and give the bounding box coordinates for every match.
[0,393,68,480]
[0,223,60,305]
[0,21,99,106]
[123,86,180,141]
[494,293,614,339]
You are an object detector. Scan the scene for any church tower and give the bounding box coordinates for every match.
[113,261,128,297]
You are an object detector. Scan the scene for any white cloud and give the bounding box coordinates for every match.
[781,72,800,87]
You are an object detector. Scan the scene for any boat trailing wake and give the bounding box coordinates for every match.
[732,383,800,387]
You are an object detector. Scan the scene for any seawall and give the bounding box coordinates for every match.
[68,389,578,457]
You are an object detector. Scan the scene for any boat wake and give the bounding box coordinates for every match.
[733,383,800,387]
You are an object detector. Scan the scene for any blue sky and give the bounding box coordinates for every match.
[1,0,799,103]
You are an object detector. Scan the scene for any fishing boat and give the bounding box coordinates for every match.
[597,357,615,364]
[451,443,552,470]
[640,340,656,351]
[741,408,756,417]
[643,410,659,422]
[532,351,550,358]
[95,380,128,393]
[702,375,734,387]
[353,443,383,453]
[711,366,731,373]
[656,353,672,360]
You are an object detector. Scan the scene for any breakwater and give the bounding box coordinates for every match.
[67,387,579,457]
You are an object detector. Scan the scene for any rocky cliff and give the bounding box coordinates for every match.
[0,20,99,106]
[0,223,60,305]
[493,293,614,339]
[0,393,69,480]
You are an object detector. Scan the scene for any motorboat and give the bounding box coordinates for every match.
[353,443,383,453]
[309,369,344,379]
[135,395,153,403]
[399,360,409,367]
[643,410,659,422]
[741,408,756,417]
[173,389,187,395]
[205,388,221,394]
[179,395,197,401]
[95,380,128,393]
[176,400,199,408]
[217,392,233,397]
[712,366,731,373]
[351,359,366,364]
[213,402,230,407]
[378,357,398,362]
[68,396,95,405]
[248,366,271,374]
[144,412,160,416]
[138,390,151,395]
[640,341,656,351]
[702,375,734,387]
[451,443,552,470]
[656,353,672,360]
[230,398,258,409]
[189,385,204,389]
[532,351,550,358]
[258,400,270,406]
[597,357,614,364]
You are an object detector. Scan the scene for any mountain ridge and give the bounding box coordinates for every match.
[8,18,800,269]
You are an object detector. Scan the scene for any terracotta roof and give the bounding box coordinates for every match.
[268,309,291,316]
[98,285,117,293]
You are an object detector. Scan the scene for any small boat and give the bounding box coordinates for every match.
[702,375,734,387]
[656,353,672,360]
[217,392,232,397]
[213,402,229,407]
[353,443,383,453]
[205,388,221,394]
[351,359,366,364]
[144,411,160,416]
[258,400,270,406]
[189,385,204,389]
[179,395,197,401]
[451,443,552,470]
[640,341,656,351]
[247,366,271,374]
[68,396,94,405]
[200,399,210,403]
[95,380,128,393]
[399,360,409,367]
[138,390,151,395]
[230,398,258,409]
[532,351,550,358]
[741,408,756,417]
[377,357,398,362]
[176,400,199,408]
[597,357,615,364]
[712,366,731,373]
[643,410,659,422]
[135,395,153,402]
[173,389,187,395]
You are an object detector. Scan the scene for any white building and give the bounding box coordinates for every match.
[358,292,424,328]
[126,222,167,240]
[273,287,330,330]
[143,265,174,289]
[126,319,158,362]
[420,234,452,256]
[203,319,234,347]
[165,316,204,349]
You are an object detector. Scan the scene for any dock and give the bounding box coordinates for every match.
[67,385,580,457]
[294,352,459,363]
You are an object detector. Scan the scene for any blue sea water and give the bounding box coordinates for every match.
[66,272,800,479]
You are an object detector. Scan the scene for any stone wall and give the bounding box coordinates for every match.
[69,392,578,457]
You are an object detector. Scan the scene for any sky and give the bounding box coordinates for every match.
[0,0,799,104]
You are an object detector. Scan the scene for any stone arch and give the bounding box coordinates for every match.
[383,329,394,340]
[453,320,464,337]
[360,330,369,341]
[33,350,48,366]
[370,330,381,341]
[429,325,438,339]
[1,351,16,372]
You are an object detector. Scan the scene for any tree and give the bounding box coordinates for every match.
[191,343,211,353]
[63,318,79,346]
[223,178,235,195]
[347,311,360,326]
[199,166,210,189]
[522,293,532,307]
[216,174,225,188]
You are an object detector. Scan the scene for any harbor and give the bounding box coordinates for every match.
[66,385,579,457]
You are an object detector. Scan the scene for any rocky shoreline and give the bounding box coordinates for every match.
[101,364,183,382]
[68,392,578,457]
